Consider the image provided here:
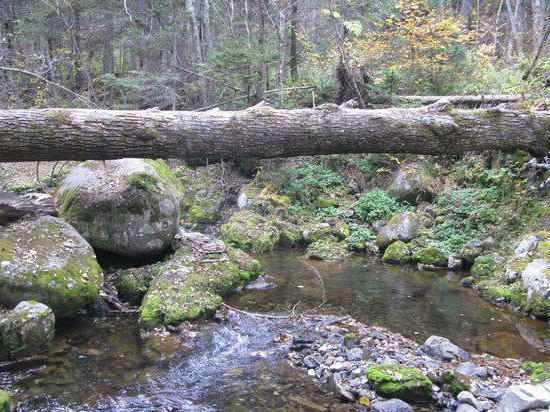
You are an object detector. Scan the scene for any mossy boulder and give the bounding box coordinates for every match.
[273,220,303,247]
[113,264,161,306]
[413,247,448,267]
[382,241,412,264]
[236,185,290,217]
[55,158,183,259]
[376,212,419,249]
[139,233,260,329]
[332,221,350,240]
[366,364,433,402]
[0,216,103,317]
[0,301,55,360]
[305,240,350,260]
[220,210,280,252]
[303,223,333,244]
[387,162,439,205]
[0,391,9,412]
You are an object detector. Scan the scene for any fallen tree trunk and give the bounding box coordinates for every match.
[397,94,530,105]
[0,105,548,162]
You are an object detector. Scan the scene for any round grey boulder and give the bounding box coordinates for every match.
[376,212,419,249]
[55,159,183,258]
[372,399,413,412]
[0,216,104,317]
[0,300,55,360]
[420,335,468,361]
[387,162,439,205]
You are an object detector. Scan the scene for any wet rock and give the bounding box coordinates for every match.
[346,347,364,361]
[55,159,183,258]
[303,223,333,244]
[456,404,478,412]
[243,275,275,290]
[366,364,433,402]
[448,254,462,270]
[139,234,261,329]
[461,239,483,267]
[387,162,439,205]
[457,391,482,410]
[496,382,550,411]
[0,216,103,317]
[514,234,540,257]
[329,372,355,401]
[332,221,350,240]
[371,398,413,412]
[471,382,505,402]
[521,259,550,300]
[220,210,280,252]
[0,301,55,360]
[305,240,350,261]
[376,212,419,249]
[456,362,489,379]
[113,264,160,306]
[461,276,476,288]
[421,335,468,361]
[381,241,411,264]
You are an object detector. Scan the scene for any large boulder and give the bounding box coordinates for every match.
[496,382,550,412]
[521,259,550,300]
[387,162,439,204]
[413,247,448,267]
[0,216,103,316]
[0,301,55,360]
[303,223,333,244]
[139,232,261,329]
[366,364,433,402]
[421,335,469,361]
[55,159,183,258]
[220,210,280,252]
[371,399,412,412]
[376,212,419,249]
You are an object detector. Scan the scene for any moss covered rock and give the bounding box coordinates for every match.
[366,364,433,402]
[0,301,55,360]
[139,233,260,329]
[305,240,350,260]
[55,159,183,258]
[0,216,103,317]
[413,247,448,267]
[382,241,412,264]
[273,220,303,247]
[387,162,439,205]
[376,212,419,249]
[220,210,280,252]
[113,264,161,306]
[303,223,333,244]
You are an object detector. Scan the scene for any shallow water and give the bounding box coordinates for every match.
[2,250,549,410]
[229,251,550,360]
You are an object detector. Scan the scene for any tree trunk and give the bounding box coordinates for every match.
[531,0,545,49]
[257,0,267,100]
[277,0,286,91]
[186,0,208,106]
[201,0,213,58]
[289,0,299,80]
[0,106,548,162]
[398,94,530,105]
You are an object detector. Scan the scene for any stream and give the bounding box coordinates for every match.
[2,251,549,411]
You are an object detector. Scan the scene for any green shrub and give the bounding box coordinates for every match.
[347,224,376,250]
[520,362,550,382]
[353,189,403,224]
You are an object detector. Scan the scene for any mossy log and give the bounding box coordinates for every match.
[0,105,549,162]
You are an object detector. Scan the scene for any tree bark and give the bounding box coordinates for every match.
[398,94,531,105]
[256,0,267,101]
[289,0,299,80]
[277,0,286,90]
[0,105,548,162]
[186,0,208,106]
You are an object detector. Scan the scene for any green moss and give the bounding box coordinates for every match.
[438,371,469,396]
[0,390,10,412]
[125,173,160,193]
[114,266,156,305]
[139,241,260,329]
[220,211,280,252]
[521,361,550,382]
[366,364,432,402]
[305,240,349,260]
[382,241,412,264]
[471,254,496,277]
[413,247,448,266]
[45,109,71,125]
[145,159,185,203]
